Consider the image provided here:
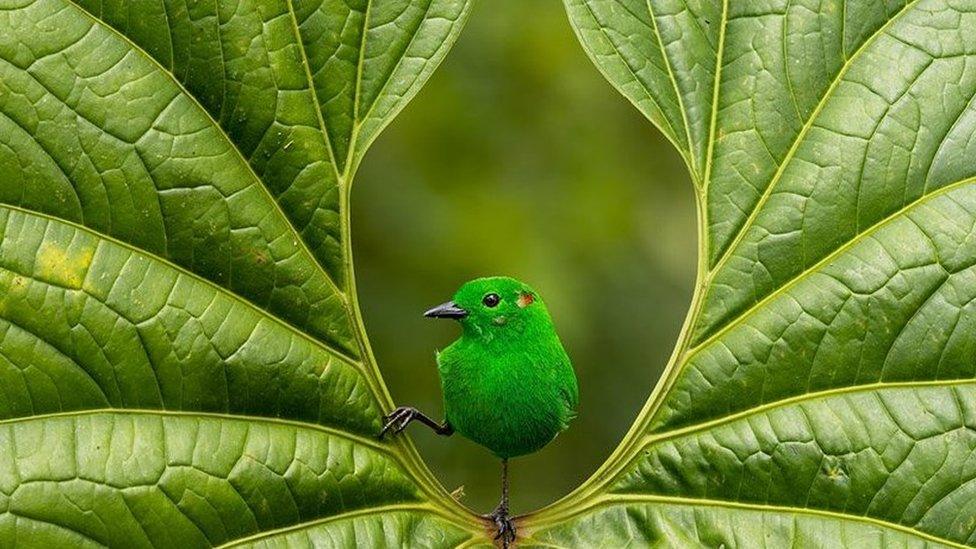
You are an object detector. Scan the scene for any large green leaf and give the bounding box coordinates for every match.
[523,0,976,546]
[0,0,486,545]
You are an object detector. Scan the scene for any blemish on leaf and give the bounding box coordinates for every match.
[822,457,848,482]
[36,241,94,290]
[0,274,28,315]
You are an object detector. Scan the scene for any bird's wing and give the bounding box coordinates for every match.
[558,362,579,429]
[562,357,579,410]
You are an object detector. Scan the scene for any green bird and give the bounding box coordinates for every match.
[380,276,579,546]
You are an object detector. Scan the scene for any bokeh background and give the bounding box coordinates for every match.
[354,0,695,513]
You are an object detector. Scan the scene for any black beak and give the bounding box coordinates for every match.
[424,301,468,319]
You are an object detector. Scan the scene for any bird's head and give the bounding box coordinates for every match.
[424,276,553,338]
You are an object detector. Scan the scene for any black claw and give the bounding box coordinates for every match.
[379,406,453,439]
[378,406,417,439]
[484,506,516,547]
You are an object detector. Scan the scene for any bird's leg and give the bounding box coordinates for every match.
[378,406,454,438]
[483,458,516,548]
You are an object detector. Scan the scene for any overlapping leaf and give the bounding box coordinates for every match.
[525,0,976,546]
[0,0,484,545]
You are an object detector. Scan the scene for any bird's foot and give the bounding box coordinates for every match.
[483,504,516,547]
[378,406,419,438]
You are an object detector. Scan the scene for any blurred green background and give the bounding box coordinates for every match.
[354,0,695,513]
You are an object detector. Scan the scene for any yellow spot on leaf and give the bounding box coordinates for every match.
[36,241,94,290]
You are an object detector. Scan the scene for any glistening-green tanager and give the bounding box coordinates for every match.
[380,276,579,546]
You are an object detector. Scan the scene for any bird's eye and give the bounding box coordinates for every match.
[482,293,500,308]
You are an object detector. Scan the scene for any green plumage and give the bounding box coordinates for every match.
[436,277,578,458]
[379,276,578,542]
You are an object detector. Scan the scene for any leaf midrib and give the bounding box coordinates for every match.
[700,0,728,198]
[284,0,344,185]
[645,0,700,178]
[0,408,485,543]
[0,408,386,454]
[216,503,472,547]
[685,174,976,361]
[344,0,444,177]
[347,0,373,177]
[538,494,968,548]
[640,378,976,454]
[0,203,363,368]
[529,377,976,525]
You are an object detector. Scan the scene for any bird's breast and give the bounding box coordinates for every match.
[441,355,571,459]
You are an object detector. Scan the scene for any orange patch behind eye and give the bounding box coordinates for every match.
[517,292,535,308]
